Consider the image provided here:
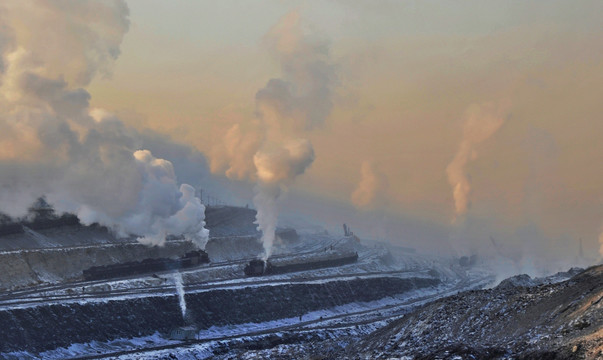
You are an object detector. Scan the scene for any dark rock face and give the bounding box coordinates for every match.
[204,206,258,237]
[0,297,182,354]
[346,265,603,359]
[0,241,197,289]
[0,212,81,237]
[0,276,439,353]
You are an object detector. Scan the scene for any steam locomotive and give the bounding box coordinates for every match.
[83,250,209,281]
[244,251,358,276]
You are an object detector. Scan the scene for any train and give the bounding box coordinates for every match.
[82,250,210,281]
[244,251,359,276]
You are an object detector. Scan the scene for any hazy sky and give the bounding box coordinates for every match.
[84,1,603,260]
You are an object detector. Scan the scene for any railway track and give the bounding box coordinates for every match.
[0,239,363,307]
[68,275,494,360]
[0,268,432,308]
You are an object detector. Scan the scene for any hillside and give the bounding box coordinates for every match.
[346,265,603,359]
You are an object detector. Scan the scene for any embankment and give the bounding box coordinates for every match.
[0,276,439,353]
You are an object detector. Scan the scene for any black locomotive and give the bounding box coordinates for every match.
[83,250,209,281]
[244,251,358,276]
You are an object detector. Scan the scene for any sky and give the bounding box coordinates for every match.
[1,1,602,269]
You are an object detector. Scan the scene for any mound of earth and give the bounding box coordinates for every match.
[346,265,603,359]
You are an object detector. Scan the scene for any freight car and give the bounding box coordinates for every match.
[83,250,209,281]
[244,251,358,276]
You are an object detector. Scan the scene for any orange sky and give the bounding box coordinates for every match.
[85,1,603,257]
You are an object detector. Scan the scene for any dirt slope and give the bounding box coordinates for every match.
[347,265,603,359]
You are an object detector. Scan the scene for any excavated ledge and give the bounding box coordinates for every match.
[0,276,439,353]
[0,241,197,289]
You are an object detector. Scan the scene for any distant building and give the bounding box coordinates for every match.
[29,197,55,219]
[169,326,197,340]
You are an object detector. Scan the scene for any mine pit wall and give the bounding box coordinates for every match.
[204,231,298,262]
[0,276,439,354]
[204,235,262,262]
[0,241,197,290]
[0,233,280,290]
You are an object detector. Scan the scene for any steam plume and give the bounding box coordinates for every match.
[0,1,208,247]
[211,11,335,259]
[254,140,315,259]
[446,102,507,221]
[351,160,382,210]
[210,123,263,181]
[173,272,187,321]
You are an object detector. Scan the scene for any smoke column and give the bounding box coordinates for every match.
[173,272,187,321]
[351,160,385,210]
[446,102,507,221]
[253,184,279,260]
[253,140,315,259]
[0,1,209,247]
[211,11,335,259]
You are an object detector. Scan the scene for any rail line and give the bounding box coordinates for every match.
[0,268,432,308]
[68,275,494,360]
[0,240,361,307]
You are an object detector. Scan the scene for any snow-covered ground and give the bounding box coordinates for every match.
[11,273,491,360]
[0,227,499,359]
[0,233,458,308]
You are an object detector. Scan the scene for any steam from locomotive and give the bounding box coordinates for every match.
[211,11,335,260]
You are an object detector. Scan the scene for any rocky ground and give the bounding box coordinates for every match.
[0,276,439,354]
[342,265,603,360]
[194,266,601,360]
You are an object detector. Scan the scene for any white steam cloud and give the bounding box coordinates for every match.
[446,102,508,221]
[254,140,315,258]
[351,160,383,210]
[173,272,187,321]
[210,123,263,181]
[0,1,208,247]
[211,11,335,259]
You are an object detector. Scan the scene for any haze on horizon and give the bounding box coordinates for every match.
[1,1,602,274]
